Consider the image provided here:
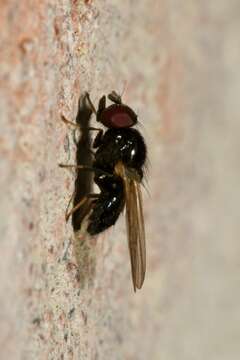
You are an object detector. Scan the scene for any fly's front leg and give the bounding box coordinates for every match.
[95,95,106,126]
[80,93,106,147]
[97,95,106,115]
[61,113,103,149]
[92,129,103,148]
[85,92,106,121]
[61,114,101,133]
[88,97,104,146]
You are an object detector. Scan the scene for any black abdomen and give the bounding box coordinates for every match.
[87,174,124,235]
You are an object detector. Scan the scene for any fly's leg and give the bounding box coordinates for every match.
[65,189,76,220]
[85,93,97,114]
[59,162,102,222]
[97,95,106,114]
[61,114,101,133]
[61,113,103,150]
[90,94,106,124]
[85,92,106,119]
[88,94,105,146]
[65,193,99,222]
[59,164,95,171]
[81,93,106,147]
[59,164,113,177]
[61,114,80,128]
[92,129,103,148]
[85,91,105,124]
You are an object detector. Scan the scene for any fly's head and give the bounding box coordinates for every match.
[96,91,138,129]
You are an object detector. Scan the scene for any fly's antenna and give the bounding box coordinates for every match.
[109,81,128,104]
[120,80,128,98]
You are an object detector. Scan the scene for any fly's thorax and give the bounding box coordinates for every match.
[94,128,146,172]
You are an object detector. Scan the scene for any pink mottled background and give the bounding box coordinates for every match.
[1,1,240,359]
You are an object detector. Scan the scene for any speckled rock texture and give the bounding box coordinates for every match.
[1,1,240,359]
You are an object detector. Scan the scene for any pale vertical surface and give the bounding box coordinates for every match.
[0,1,240,359]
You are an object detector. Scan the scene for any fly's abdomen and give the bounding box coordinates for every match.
[87,191,124,235]
[87,174,125,235]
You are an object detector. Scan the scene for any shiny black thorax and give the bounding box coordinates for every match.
[94,128,146,176]
[87,128,146,235]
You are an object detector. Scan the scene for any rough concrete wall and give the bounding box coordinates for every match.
[1,1,240,359]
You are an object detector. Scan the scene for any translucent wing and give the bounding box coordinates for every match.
[115,162,146,291]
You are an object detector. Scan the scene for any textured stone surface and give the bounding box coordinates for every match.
[1,1,240,359]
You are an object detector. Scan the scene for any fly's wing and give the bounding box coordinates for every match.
[125,177,146,291]
[115,162,146,291]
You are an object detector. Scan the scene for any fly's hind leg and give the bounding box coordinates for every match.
[59,163,113,222]
[65,193,99,222]
[59,163,100,222]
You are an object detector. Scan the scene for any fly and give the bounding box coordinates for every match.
[60,91,147,291]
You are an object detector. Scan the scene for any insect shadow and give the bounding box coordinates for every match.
[72,93,93,231]
[70,93,97,288]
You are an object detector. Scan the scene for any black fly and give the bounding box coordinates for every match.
[60,91,147,291]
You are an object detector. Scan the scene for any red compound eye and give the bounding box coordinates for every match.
[99,104,137,128]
